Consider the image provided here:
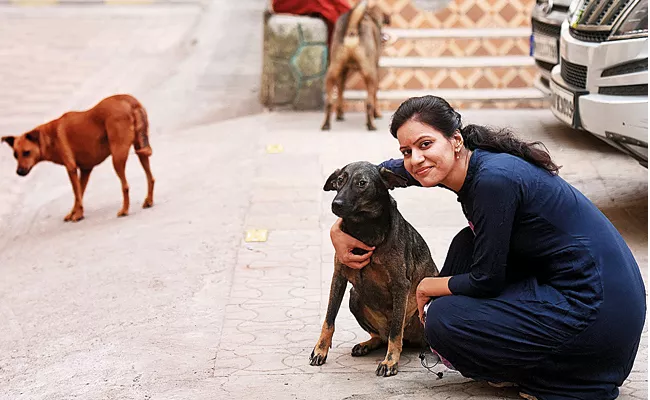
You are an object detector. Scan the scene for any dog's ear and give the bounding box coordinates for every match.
[378,167,408,190]
[1,136,15,148]
[25,130,40,143]
[323,168,342,191]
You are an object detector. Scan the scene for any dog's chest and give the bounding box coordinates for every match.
[341,258,393,300]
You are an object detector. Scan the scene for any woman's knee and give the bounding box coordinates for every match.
[423,296,458,346]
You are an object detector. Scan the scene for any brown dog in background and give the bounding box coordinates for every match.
[1,94,154,222]
[321,0,390,131]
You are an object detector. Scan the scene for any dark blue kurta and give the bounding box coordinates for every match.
[380,149,646,400]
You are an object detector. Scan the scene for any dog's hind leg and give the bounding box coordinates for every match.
[361,70,378,131]
[106,118,132,217]
[349,287,387,356]
[335,67,348,121]
[321,72,337,131]
[137,153,155,209]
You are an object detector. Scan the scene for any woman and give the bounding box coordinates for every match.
[329,95,646,400]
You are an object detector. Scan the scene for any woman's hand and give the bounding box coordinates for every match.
[416,286,430,326]
[416,276,453,325]
[330,218,375,269]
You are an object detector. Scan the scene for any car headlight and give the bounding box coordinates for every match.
[610,0,648,40]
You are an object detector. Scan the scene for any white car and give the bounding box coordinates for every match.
[550,0,648,167]
[531,0,573,94]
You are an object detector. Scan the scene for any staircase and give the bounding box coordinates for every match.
[344,0,547,111]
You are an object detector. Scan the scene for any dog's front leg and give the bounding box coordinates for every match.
[376,282,408,377]
[310,270,347,366]
[64,167,84,222]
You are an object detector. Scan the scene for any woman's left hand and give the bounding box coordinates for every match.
[416,277,453,325]
[416,288,430,326]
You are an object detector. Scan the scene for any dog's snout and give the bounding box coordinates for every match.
[332,198,346,215]
[16,168,28,176]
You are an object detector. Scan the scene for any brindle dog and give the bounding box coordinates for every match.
[310,161,439,376]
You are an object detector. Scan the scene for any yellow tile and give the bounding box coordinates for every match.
[245,229,268,242]
[105,0,154,4]
[11,0,58,5]
[266,144,284,154]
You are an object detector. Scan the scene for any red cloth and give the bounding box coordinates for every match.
[272,0,352,45]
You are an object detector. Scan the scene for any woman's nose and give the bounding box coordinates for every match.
[412,148,424,163]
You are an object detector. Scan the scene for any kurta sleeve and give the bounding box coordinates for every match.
[448,172,522,297]
[377,158,422,187]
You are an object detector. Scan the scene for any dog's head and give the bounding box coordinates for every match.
[324,161,408,219]
[1,129,42,176]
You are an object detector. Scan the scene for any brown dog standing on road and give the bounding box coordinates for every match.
[321,0,390,131]
[1,94,154,222]
[310,162,439,376]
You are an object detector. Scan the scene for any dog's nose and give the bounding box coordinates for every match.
[16,168,28,176]
[332,199,346,215]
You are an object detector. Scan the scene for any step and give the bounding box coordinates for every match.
[342,88,548,112]
[343,57,538,91]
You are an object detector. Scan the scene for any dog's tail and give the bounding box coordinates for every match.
[132,105,152,157]
[343,0,367,49]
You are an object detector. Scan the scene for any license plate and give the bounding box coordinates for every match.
[532,33,559,64]
[550,81,575,126]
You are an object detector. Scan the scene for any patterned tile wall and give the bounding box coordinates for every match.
[344,65,538,90]
[363,0,535,29]
[382,37,531,58]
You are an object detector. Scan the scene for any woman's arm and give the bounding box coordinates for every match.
[447,172,522,298]
[416,276,452,324]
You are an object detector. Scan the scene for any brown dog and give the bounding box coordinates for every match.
[1,94,154,222]
[321,0,389,131]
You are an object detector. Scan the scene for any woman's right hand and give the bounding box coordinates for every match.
[330,218,375,269]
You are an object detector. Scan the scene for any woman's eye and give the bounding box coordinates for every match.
[357,180,367,188]
[420,141,432,148]
[401,149,411,157]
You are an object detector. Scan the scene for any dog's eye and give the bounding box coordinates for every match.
[22,151,30,157]
[357,180,367,188]
[13,151,17,159]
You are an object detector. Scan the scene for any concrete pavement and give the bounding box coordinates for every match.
[0,3,647,400]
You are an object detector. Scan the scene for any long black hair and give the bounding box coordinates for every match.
[389,95,560,175]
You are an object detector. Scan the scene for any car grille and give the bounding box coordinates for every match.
[568,0,634,42]
[598,84,648,95]
[602,58,649,76]
[561,58,588,88]
[536,59,556,72]
[532,19,561,37]
[573,0,634,27]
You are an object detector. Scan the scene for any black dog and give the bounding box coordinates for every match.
[310,161,439,376]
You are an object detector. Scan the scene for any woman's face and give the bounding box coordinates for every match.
[397,119,458,188]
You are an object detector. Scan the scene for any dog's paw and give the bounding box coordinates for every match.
[117,209,129,218]
[374,113,382,119]
[142,198,154,209]
[351,343,371,357]
[367,124,377,131]
[321,123,331,131]
[64,210,84,222]
[336,114,345,121]
[376,360,398,377]
[309,348,328,366]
